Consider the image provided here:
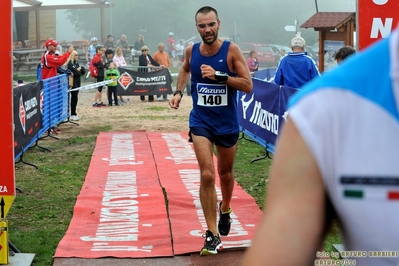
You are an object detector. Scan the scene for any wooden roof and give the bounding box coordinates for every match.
[300,12,355,30]
[13,0,107,11]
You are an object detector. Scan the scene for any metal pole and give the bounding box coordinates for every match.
[314,0,319,12]
[234,21,237,43]
[109,1,112,36]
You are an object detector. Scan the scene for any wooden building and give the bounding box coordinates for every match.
[301,12,356,72]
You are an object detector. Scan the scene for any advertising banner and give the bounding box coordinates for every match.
[117,67,173,96]
[13,82,42,158]
[238,79,298,147]
[357,0,399,50]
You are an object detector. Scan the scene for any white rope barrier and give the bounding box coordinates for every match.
[69,80,113,92]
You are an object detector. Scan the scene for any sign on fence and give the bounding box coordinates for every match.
[237,79,298,148]
[13,82,42,157]
[117,67,173,96]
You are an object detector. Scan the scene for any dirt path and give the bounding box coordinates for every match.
[60,83,192,137]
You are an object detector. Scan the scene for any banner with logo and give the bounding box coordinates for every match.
[357,0,399,50]
[13,82,42,157]
[238,78,297,147]
[117,67,173,96]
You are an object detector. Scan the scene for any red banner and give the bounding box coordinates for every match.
[0,0,15,220]
[357,0,399,50]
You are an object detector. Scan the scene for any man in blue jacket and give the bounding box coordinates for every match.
[274,36,319,88]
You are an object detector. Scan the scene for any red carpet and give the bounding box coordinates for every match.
[54,131,173,258]
[148,132,262,255]
[54,131,262,259]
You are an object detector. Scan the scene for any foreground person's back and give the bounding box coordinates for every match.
[242,28,399,266]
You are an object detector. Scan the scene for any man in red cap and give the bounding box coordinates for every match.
[40,38,74,80]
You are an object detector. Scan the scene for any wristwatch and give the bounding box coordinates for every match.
[173,90,183,98]
[214,71,229,83]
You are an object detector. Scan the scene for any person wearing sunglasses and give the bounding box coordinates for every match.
[138,45,160,102]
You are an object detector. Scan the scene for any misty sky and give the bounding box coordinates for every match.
[56,0,356,45]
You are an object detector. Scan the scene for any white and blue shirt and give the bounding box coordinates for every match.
[274,51,320,88]
[289,29,399,266]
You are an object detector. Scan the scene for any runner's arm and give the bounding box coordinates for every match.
[227,43,252,93]
[169,45,192,109]
[199,43,252,93]
[241,118,327,266]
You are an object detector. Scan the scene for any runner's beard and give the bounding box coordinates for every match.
[202,32,218,45]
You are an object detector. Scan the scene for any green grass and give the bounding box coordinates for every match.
[13,73,38,83]
[144,106,170,111]
[7,129,341,265]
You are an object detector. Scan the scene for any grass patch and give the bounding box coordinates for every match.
[144,106,170,111]
[13,73,38,83]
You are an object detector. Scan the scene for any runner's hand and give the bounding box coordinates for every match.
[169,95,181,110]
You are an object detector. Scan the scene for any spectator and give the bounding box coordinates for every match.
[86,37,99,63]
[242,27,399,266]
[112,47,128,104]
[91,46,106,107]
[67,50,86,121]
[133,34,145,63]
[113,46,127,68]
[278,49,287,64]
[103,35,115,50]
[274,36,320,88]
[175,39,185,70]
[166,32,176,67]
[104,49,114,69]
[138,45,159,102]
[103,49,115,104]
[40,38,74,134]
[55,44,63,55]
[116,34,131,63]
[105,62,120,106]
[134,34,145,51]
[246,50,259,72]
[184,42,194,97]
[334,45,356,64]
[40,38,74,80]
[152,42,171,101]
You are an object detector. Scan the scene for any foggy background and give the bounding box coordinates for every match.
[56,0,356,52]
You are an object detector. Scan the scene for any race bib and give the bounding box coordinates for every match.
[196,83,228,107]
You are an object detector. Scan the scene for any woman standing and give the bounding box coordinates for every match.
[67,50,86,120]
[111,47,127,103]
[138,45,159,102]
[247,50,259,72]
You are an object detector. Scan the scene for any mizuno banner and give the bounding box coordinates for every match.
[117,67,173,96]
[238,79,297,146]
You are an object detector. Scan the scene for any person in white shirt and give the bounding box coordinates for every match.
[175,39,185,70]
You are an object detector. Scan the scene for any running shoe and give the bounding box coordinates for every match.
[218,201,232,236]
[200,230,223,256]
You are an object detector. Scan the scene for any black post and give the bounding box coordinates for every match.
[315,0,319,12]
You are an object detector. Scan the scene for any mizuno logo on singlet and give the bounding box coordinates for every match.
[198,87,226,93]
